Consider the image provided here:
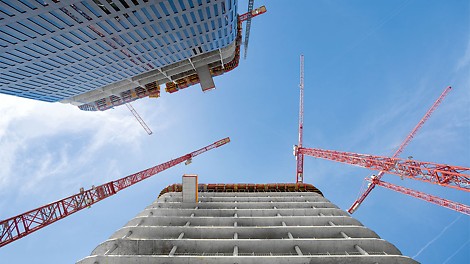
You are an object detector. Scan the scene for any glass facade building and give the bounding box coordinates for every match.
[0,0,239,110]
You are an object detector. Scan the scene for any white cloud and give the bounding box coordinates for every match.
[343,91,419,154]
[456,36,470,71]
[0,94,166,196]
[21,151,63,195]
[0,137,24,188]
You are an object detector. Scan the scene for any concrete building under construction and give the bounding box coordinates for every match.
[77,177,418,263]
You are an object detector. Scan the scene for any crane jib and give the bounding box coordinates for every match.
[0,137,230,248]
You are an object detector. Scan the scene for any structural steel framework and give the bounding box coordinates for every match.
[0,137,230,248]
[366,178,470,215]
[348,86,453,213]
[299,147,470,192]
[294,54,305,183]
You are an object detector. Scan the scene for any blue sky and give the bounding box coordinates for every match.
[0,0,469,263]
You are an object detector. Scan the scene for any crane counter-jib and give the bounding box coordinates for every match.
[190,137,231,157]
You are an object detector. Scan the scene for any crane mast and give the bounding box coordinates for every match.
[243,0,254,59]
[237,2,267,59]
[295,55,305,183]
[0,137,230,248]
[348,86,452,213]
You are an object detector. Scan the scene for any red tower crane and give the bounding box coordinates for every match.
[292,57,467,214]
[348,86,452,213]
[243,0,254,59]
[0,137,230,248]
[239,5,267,22]
[239,1,267,59]
[298,147,470,191]
[125,103,153,135]
[294,55,305,183]
[366,177,470,215]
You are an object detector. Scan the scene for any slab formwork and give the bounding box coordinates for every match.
[77,183,418,264]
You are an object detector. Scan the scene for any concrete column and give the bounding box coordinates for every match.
[287,232,294,239]
[355,245,369,255]
[282,221,287,226]
[121,230,132,239]
[135,219,144,227]
[182,174,198,203]
[195,64,215,91]
[294,245,303,256]
[169,245,178,256]
[178,232,185,239]
[104,244,118,255]
[233,245,238,256]
[184,221,190,227]
[340,231,350,239]
[233,232,238,239]
[328,221,335,226]
[319,213,325,216]
[234,221,237,227]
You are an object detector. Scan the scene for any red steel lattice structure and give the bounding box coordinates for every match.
[298,147,470,191]
[0,137,230,248]
[242,0,254,59]
[239,5,267,22]
[348,86,453,213]
[366,177,470,215]
[125,103,153,135]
